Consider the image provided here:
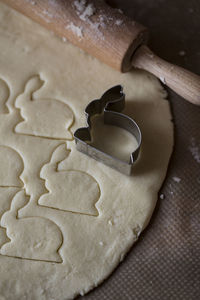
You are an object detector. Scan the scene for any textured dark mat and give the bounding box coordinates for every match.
[80,1,200,299]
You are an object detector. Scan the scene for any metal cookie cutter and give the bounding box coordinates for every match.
[74,85,142,175]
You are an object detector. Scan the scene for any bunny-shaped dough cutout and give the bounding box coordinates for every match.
[15,75,74,140]
[39,144,100,216]
[0,190,63,263]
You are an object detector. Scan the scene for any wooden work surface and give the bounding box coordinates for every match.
[80,1,200,299]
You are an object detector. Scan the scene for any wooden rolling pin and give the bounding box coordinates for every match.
[2,0,200,105]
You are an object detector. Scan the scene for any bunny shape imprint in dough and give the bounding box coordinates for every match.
[39,144,100,216]
[0,145,24,187]
[0,78,9,114]
[0,146,24,248]
[15,75,74,140]
[0,190,63,263]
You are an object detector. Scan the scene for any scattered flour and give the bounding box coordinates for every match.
[72,0,125,40]
[115,19,123,26]
[26,0,36,5]
[118,9,123,14]
[74,0,86,12]
[66,22,83,38]
[189,137,200,163]
[35,11,51,23]
[90,22,100,31]
[99,15,107,28]
[173,176,181,183]
[74,0,96,21]
[80,4,96,21]
[73,0,105,39]
[42,9,54,19]
[179,50,186,56]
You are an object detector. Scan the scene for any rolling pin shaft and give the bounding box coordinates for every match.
[2,0,148,72]
[2,0,200,105]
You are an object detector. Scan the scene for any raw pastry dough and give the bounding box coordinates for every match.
[0,3,173,300]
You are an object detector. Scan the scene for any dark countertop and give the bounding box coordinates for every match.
[81,1,200,299]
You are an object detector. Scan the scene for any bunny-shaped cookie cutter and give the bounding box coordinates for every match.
[74,85,141,175]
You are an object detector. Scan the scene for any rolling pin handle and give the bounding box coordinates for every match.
[132,45,200,106]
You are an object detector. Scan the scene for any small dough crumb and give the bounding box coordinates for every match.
[160,194,165,200]
[62,36,67,42]
[173,176,181,183]
[179,50,186,56]
[108,220,113,226]
[160,76,166,84]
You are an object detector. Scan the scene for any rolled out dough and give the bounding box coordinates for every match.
[0,3,173,299]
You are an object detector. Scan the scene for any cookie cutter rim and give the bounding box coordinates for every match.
[74,85,142,175]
